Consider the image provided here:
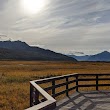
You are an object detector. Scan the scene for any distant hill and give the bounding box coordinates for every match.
[0,41,77,61]
[68,51,110,62]
[88,51,110,61]
[68,55,90,61]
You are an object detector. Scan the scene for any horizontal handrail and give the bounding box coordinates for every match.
[78,73,110,76]
[33,73,78,84]
[44,79,77,91]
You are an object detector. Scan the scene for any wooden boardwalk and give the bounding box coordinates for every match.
[55,91,110,110]
[27,74,110,110]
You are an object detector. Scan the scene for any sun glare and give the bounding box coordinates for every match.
[22,0,46,14]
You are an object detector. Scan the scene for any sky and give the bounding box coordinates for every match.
[0,0,110,55]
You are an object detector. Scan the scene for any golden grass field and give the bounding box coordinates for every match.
[1,61,110,110]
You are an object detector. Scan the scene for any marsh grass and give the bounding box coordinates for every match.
[1,61,110,110]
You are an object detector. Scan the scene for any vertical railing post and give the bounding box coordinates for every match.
[96,74,98,91]
[30,83,33,107]
[35,89,40,105]
[52,80,55,98]
[76,74,78,92]
[66,77,69,96]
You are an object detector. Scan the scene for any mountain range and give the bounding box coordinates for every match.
[0,40,77,61]
[68,51,110,61]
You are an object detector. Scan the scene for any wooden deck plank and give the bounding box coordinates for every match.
[55,91,110,110]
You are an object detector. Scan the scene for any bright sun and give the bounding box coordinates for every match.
[22,0,46,14]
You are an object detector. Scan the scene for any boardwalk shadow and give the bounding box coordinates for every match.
[55,91,110,110]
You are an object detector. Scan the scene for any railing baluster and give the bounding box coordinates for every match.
[30,83,33,107]
[66,77,69,96]
[52,80,55,98]
[76,74,78,92]
[35,89,40,105]
[96,74,98,90]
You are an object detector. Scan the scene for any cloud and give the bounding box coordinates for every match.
[0,0,110,54]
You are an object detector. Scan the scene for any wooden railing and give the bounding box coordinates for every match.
[26,73,110,110]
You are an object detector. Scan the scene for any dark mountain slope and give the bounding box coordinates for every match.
[0,41,77,61]
[0,40,30,50]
